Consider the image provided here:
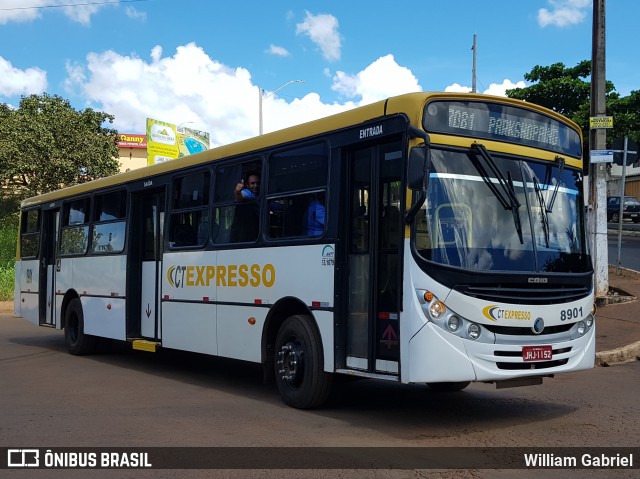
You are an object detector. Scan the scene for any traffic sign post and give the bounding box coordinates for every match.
[590,149,614,163]
[589,116,613,129]
[612,137,639,167]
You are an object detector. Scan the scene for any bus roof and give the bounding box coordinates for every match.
[20,91,580,208]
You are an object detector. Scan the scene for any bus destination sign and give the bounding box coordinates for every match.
[424,100,582,158]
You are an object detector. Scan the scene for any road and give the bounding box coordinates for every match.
[608,226,640,271]
[1,310,639,478]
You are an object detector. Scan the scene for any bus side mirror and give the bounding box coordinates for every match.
[408,144,431,191]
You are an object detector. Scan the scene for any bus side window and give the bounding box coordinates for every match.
[91,190,126,254]
[212,160,262,244]
[59,198,90,256]
[266,142,328,239]
[20,209,41,258]
[168,171,210,248]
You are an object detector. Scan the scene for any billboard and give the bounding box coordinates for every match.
[146,118,211,165]
[177,126,210,157]
[146,118,179,165]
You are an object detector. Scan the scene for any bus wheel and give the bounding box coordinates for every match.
[427,381,470,392]
[274,315,332,409]
[64,298,97,355]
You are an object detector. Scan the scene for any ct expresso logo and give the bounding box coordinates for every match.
[166,263,276,288]
[482,305,532,322]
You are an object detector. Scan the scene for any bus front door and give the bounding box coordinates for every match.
[129,190,165,340]
[345,140,403,375]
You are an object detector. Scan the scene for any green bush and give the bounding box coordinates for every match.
[0,265,14,301]
[0,217,17,301]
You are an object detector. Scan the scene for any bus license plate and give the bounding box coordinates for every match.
[522,345,552,362]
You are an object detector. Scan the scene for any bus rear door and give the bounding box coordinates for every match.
[128,189,165,341]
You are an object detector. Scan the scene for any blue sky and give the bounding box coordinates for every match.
[0,0,637,147]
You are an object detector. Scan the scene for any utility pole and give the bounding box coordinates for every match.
[589,0,608,298]
[471,34,477,93]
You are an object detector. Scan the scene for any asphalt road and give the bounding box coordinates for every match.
[1,310,639,479]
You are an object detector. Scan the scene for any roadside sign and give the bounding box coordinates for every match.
[589,116,613,128]
[590,149,613,163]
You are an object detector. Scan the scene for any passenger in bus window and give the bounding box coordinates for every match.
[234,173,260,202]
[304,193,325,236]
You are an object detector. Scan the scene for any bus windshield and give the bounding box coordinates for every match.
[413,147,591,273]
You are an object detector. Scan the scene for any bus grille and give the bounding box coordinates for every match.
[496,359,569,370]
[455,284,590,304]
[484,324,573,336]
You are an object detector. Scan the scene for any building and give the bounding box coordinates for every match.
[117,133,147,172]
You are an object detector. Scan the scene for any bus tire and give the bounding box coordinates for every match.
[64,298,97,355]
[427,381,470,392]
[274,315,332,409]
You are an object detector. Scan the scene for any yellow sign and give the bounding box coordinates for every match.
[589,116,613,129]
[146,118,179,165]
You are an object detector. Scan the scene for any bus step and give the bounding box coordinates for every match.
[131,339,160,353]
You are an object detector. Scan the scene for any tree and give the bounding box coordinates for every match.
[505,60,639,154]
[506,60,594,117]
[0,93,120,199]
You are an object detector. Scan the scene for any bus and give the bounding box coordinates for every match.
[14,92,595,409]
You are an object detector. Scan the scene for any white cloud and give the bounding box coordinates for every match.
[125,6,147,21]
[538,0,590,28]
[445,83,472,93]
[267,45,290,57]
[296,11,341,62]
[331,55,421,105]
[65,45,429,144]
[0,0,123,25]
[483,79,527,96]
[0,0,42,24]
[66,43,338,144]
[0,57,47,96]
[63,41,531,148]
[444,79,526,97]
[61,3,103,26]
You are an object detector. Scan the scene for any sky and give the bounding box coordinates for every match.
[0,0,637,148]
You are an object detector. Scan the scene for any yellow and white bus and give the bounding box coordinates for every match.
[14,92,595,408]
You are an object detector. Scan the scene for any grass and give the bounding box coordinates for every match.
[0,215,17,301]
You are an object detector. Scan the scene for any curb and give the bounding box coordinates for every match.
[596,341,640,367]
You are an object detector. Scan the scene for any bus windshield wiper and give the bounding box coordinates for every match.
[471,143,523,244]
[533,176,550,248]
[546,156,565,213]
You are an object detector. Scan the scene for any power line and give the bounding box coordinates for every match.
[0,0,148,11]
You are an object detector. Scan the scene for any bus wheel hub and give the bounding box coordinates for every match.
[277,342,304,386]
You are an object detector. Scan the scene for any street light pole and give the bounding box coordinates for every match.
[258,80,304,135]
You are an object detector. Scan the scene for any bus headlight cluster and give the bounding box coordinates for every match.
[418,290,492,342]
[576,313,595,338]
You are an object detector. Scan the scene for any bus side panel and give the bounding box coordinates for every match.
[313,310,334,372]
[14,260,21,317]
[56,255,127,340]
[162,302,217,355]
[215,245,335,368]
[81,296,126,340]
[217,305,266,362]
[17,259,39,325]
[161,250,217,354]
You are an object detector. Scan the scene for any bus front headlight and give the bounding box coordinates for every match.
[429,300,446,319]
[447,315,461,332]
[467,323,481,340]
